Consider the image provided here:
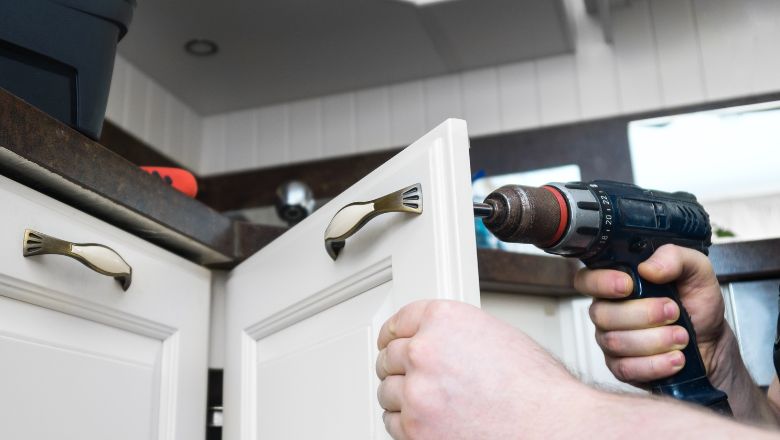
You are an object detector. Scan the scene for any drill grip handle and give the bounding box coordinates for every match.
[627,269,732,415]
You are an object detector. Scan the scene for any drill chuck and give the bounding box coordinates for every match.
[480,184,569,248]
[479,183,605,256]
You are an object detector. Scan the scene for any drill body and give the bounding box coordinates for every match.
[479,180,731,414]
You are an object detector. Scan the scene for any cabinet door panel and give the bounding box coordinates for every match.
[0,295,161,439]
[224,119,479,439]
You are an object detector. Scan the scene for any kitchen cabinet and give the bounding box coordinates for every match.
[0,119,479,440]
[0,175,211,439]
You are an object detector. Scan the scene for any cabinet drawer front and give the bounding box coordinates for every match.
[0,175,211,440]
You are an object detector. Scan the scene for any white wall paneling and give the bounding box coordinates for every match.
[106,55,204,172]
[611,0,663,113]
[288,99,323,163]
[163,96,185,167]
[145,81,167,155]
[322,94,357,158]
[255,105,290,168]
[747,0,780,94]
[566,0,620,119]
[200,115,227,175]
[650,0,706,107]
[123,62,151,143]
[694,0,753,101]
[423,74,464,129]
[695,0,780,100]
[225,109,258,172]
[108,1,780,175]
[389,81,426,147]
[497,62,540,132]
[180,107,203,171]
[355,87,391,153]
[536,55,581,126]
[461,68,502,137]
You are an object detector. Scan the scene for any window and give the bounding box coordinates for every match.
[629,102,780,241]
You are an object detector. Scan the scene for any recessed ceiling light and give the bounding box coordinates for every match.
[393,0,456,6]
[184,39,219,56]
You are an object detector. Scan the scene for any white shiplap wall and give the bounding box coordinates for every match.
[105,55,203,171]
[197,0,780,175]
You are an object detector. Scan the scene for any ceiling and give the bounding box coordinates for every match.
[118,0,573,115]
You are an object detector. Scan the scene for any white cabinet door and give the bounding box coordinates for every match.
[0,176,211,440]
[223,119,480,439]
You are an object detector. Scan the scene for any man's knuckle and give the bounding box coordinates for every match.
[405,339,427,367]
[400,412,423,439]
[601,332,622,354]
[404,379,437,416]
[605,358,623,381]
[616,359,634,381]
[588,302,602,324]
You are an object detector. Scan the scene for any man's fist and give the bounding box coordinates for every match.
[376,300,587,439]
[574,244,728,386]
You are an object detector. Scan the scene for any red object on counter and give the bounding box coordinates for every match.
[140,167,198,198]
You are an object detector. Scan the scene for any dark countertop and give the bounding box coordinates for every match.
[477,240,780,295]
[0,88,282,266]
[1,88,778,293]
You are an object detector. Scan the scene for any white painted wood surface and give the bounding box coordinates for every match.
[480,291,639,393]
[222,120,479,439]
[107,1,780,174]
[480,292,565,360]
[651,0,706,107]
[461,68,501,137]
[356,88,392,153]
[106,55,203,171]
[0,176,211,440]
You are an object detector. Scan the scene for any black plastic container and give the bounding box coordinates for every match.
[0,0,135,139]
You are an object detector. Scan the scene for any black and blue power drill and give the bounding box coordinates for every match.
[474,180,732,415]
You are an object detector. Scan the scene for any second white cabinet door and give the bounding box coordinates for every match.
[223,119,480,439]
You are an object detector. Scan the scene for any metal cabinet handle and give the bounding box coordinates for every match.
[22,229,132,291]
[324,183,422,260]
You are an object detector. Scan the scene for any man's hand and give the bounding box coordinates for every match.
[574,243,779,425]
[375,300,587,439]
[374,298,780,439]
[574,244,728,385]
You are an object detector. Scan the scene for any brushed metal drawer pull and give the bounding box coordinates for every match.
[22,229,132,291]
[324,183,423,260]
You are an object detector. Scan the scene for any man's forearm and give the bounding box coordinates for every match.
[709,328,780,427]
[572,387,780,439]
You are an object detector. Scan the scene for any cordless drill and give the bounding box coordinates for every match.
[474,180,732,415]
